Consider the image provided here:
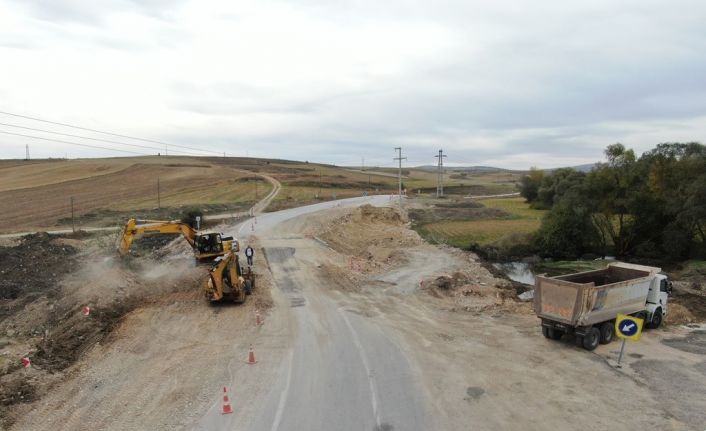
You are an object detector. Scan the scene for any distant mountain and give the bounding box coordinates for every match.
[413,163,600,173]
[569,163,599,173]
[544,163,599,173]
[414,165,513,173]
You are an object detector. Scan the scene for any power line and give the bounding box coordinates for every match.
[0,110,225,156]
[0,130,149,155]
[0,122,206,157]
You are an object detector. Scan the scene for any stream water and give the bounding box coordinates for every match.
[493,262,536,285]
[494,257,617,286]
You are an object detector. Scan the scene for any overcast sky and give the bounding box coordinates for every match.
[1,0,705,168]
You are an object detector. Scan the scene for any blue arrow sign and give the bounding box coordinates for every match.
[618,320,638,337]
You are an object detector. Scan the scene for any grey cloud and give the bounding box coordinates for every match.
[12,0,185,25]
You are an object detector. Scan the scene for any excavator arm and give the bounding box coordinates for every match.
[118,218,198,256]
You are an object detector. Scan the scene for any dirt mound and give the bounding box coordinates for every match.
[352,204,403,224]
[0,231,207,428]
[317,205,421,273]
[667,282,706,324]
[423,270,530,314]
[0,233,78,302]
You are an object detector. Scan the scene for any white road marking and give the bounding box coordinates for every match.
[338,307,382,428]
[270,349,294,431]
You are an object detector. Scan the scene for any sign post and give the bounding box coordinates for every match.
[615,313,644,367]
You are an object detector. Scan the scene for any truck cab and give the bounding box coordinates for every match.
[645,274,671,328]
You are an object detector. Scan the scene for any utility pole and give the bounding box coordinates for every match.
[435,149,447,198]
[70,197,75,233]
[25,144,29,160]
[394,147,406,209]
[361,156,365,171]
[157,177,161,209]
[165,144,168,156]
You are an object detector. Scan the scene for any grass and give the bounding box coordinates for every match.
[420,219,540,247]
[479,197,546,220]
[414,197,546,247]
[122,178,272,210]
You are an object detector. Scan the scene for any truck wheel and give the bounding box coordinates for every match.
[599,322,614,344]
[647,308,662,329]
[549,328,563,340]
[574,335,584,348]
[542,326,551,339]
[582,327,600,351]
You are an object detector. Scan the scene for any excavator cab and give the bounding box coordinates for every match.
[195,233,223,254]
[193,234,238,260]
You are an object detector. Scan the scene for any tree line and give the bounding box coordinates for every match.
[520,142,706,261]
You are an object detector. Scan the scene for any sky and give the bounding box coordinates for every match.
[1,0,705,169]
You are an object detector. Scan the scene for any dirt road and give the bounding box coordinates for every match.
[9,196,706,430]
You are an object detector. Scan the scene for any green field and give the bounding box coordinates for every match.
[414,197,546,247]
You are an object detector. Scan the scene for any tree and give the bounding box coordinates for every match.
[534,193,599,259]
[584,143,640,256]
[535,168,586,209]
[519,167,544,203]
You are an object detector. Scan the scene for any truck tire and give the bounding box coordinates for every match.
[574,335,584,348]
[549,328,563,340]
[543,326,563,340]
[582,327,600,351]
[647,308,662,329]
[599,322,614,344]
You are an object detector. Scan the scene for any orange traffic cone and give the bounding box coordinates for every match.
[247,344,257,364]
[222,386,233,414]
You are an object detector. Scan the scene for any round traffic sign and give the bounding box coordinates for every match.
[618,319,638,337]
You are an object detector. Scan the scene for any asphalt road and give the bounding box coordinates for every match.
[197,195,431,430]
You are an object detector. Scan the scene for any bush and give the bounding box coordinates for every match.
[533,199,600,259]
[180,207,204,229]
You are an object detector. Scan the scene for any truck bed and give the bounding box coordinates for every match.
[534,263,660,327]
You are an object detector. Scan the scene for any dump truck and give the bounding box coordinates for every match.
[118,218,237,261]
[534,262,671,351]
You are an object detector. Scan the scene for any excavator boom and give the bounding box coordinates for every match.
[117,218,197,256]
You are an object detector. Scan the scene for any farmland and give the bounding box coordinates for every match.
[411,197,546,248]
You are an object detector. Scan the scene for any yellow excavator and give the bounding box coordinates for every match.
[202,251,255,302]
[118,218,255,303]
[118,218,238,261]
